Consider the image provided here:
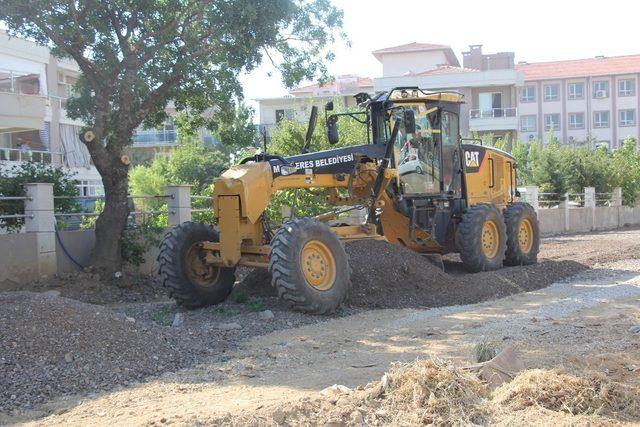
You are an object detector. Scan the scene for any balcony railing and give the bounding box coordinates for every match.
[132,129,178,146]
[0,147,64,164]
[469,108,517,119]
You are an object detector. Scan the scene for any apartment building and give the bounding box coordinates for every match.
[516,56,640,148]
[0,31,103,196]
[255,74,374,137]
[256,43,523,141]
[374,44,521,139]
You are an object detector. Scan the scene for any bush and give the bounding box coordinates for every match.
[0,162,78,231]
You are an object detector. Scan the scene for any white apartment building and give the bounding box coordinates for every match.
[256,74,374,137]
[0,31,103,196]
[516,56,640,148]
[256,43,524,141]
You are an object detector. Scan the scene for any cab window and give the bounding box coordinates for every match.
[394,104,440,195]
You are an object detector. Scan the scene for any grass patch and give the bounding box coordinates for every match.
[233,290,249,304]
[151,305,174,326]
[471,340,499,363]
[213,306,239,316]
[246,297,265,312]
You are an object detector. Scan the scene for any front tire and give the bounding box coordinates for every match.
[503,203,540,266]
[268,218,350,314]
[158,221,235,308]
[456,204,507,272]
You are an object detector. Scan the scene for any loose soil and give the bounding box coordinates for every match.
[2,228,640,425]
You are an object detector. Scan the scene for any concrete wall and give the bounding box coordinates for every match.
[55,229,95,274]
[537,205,640,236]
[0,232,39,283]
[537,208,565,235]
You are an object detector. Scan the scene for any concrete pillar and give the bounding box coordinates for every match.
[167,185,191,226]
[612,187,622,207]
[524,186,539,211]
[584,187,596,208]
[562,192,570,232]
[584,187,595,231]
[24,183,57,277]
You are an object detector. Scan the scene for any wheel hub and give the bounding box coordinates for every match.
[518,218,534,253]
[481,220,499,258]
[300,240,336,291]
[185,243,220,288]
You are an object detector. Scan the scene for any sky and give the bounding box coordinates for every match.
[241,0,640,117]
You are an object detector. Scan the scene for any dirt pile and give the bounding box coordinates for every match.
[210,359,640,426]
[0,292,211,413]
[346,240,586,309]
[237,240,586,310]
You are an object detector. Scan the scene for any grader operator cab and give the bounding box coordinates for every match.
[158,87,540,314]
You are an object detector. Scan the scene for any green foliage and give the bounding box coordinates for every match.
[611,138,640,205]
[120,222,163,267]
[264,99,368,222]
[151,305,174,326]
[494,136,640,206]
[0,162,78,230]
[233,290,249,304]
[128,139,225,225]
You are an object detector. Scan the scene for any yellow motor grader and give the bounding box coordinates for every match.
[158,87,539,313]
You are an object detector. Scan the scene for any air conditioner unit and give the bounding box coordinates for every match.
[595,90,607,98]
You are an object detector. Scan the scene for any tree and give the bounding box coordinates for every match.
[1,0,344,270]
[611,138,640,205]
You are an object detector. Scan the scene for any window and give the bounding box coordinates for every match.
[441,111,461,194]
[568,112,585,129]
[593,81,609,98]
[619,109,636,126]
[520,115,536,132]
[275,108,294,123]
[594,111,610,128]
[544,113,560,131]
[568,82,584,100]
[544,84,560,101]
[521,86,535,103]
[619,79,635,97]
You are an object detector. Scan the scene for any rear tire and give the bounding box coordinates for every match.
[158,221,235,309]
[456,204,507,272]
[503,202,540,266]
[269,218,351,314]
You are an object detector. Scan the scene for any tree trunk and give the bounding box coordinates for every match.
[90,156,130,272]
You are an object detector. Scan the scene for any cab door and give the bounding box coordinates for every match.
[440,110,462,196]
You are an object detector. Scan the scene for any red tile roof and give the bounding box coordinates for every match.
[416,65,479,76]
[516,55,640,80]
[290,76,373,95]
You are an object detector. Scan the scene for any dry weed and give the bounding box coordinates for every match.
[493,368,640,421]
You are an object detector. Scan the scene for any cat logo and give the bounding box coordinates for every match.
[465,151,480,168]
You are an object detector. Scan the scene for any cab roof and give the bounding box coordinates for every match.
[373,87,465,104]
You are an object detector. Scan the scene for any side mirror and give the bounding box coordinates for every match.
[327,115,339,144]
[325,101,334,111]
[403,109,416,134]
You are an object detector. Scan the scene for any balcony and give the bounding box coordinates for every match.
[0,92,48,132]
[0,147,64,165]
[469,108,518,132]
[132,129,178,147]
